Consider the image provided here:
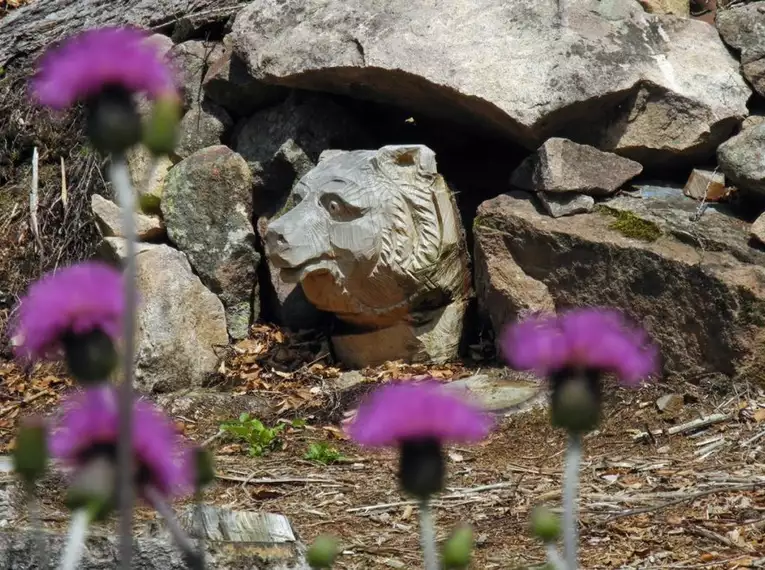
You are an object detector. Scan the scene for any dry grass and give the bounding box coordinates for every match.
[0,65,106,348]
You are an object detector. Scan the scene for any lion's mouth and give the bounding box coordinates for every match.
[277,257,335,283]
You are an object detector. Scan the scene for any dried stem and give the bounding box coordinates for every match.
[59,508,91,570]
[110,155,137,570]
[145,485,205,570]
[419,499,439,570]
[563,433,582,570]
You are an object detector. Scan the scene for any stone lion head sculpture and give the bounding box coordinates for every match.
[264,145,470,328]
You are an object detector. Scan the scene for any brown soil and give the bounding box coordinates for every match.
[1,325,764,569]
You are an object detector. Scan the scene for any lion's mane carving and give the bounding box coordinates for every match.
[265,145,471,338]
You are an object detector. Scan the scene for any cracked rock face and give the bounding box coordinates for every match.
[230,0,749,166]
[474,189,765,378]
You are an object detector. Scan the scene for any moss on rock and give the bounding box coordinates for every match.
[594,205,662,242]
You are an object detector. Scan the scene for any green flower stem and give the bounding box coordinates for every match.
[60,507,91,570]
[145,486,205,570]
[563,433,582,570]
[545,543,567,570]
[419,499,439,570]
[110,155,137,570]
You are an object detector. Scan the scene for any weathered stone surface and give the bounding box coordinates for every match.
[91,194,164,241]
[537,192,596,218]
[175,101,233,161]
[256,216,326,330]
[233,92,372,216]
[638,0,690,16]
[168,40,225,109]
[510,138,643,196]
[96,237,157,265]
[126,146,175,215]
[265,145,472,367]
[134,244,228,392]
[230,0,750,165]
[474,189,765,378]
[751,211,765,245]
[717,2,765,98]
[442,374,541,413]
[0,515,308,569]
[144,33,175,59]
[683,168,727,202]
[718,123,765,197]
[203,48,287,116]
[0,0,244,69]
[156,389,271,424]
[162,146,259,340]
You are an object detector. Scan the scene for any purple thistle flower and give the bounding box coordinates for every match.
[30,26,178,111]
[501,307,660,386]
[346,380,493,447]
[12,261,125,363]
[50,386,193,498]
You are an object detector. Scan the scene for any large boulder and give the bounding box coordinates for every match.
[474,187,765,378]
[131,244,228,393]
[230,0,750,166]
[162,146,259,340]
[717,2,765,98]
[91,194,164,241]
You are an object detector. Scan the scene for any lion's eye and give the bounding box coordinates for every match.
[320,193,362,221]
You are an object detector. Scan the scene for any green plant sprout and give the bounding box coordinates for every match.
[219,413,285,457]
[305,442,345,465]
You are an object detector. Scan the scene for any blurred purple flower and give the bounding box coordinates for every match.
[346,380,493,447]
[50,386,193,498]
[30,26,177,110]
[501,308,659,386]
[12,261,125,362]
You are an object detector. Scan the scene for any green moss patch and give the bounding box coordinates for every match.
[594,205,662,242]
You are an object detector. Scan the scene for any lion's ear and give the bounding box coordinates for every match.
[372,145,443,272]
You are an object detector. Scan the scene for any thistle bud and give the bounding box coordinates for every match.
[530,505,561,543]
[142,94,182,156]
[61,328,118,385]
[85,86,143,155]
[550,372,602,434]
[398,438,445,499]
[306,535,339,568]
[442,524,474,568]
[12,417,48,485]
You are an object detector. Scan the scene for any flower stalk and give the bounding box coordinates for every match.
[419,499,439,570]
[60,508,92,570]
[562,433,582,570]
[110,155,138,569]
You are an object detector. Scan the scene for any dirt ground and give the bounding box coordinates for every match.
[1,325,764,569]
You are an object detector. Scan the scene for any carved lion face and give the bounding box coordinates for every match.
[265,145,466,325]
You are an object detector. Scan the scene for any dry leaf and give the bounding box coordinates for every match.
[753,408,765,422]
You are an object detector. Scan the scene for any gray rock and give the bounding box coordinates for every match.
[125,146,175,216]
[96,237,158,265]
[474,189,765,378]
[174,100,233,161]
[511,138,643,196]
[134,244,228,392]
[233,92,372,216]
[718,123,765,197]
[537,192,596,218]
[168,40,225,110]
[91,194,165,241]
[751,211,765,245]
[155,389,271,424]
[143,33,175,60]
[203,48,287,116]
[230,0,750,165]
[442,374,541,413]
[162,146,259,340]
[717,2,765,98]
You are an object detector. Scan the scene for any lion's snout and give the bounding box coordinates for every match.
[264,209,327,272]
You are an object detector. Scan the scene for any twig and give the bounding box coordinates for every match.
[687,524,752,551]
[0,390,51,416]
[215,474,341,486]
[631,413,731,441]
[602,482,764,523]
[29,146,43,254]
[60,156,68,213]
